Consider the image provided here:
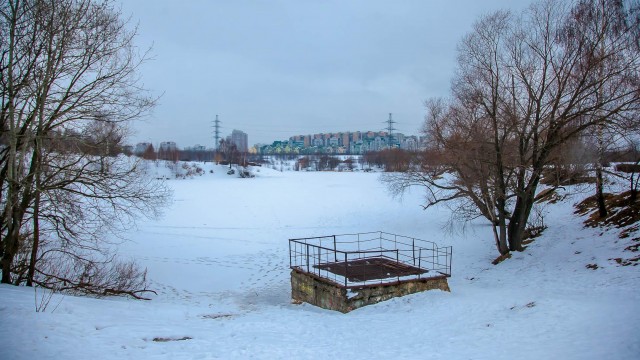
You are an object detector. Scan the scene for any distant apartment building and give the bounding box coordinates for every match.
[311,137,324,147]
[257,128,420,155]
[158,141,179,161]
[228,129,248,152]
[341,133,350,148]
[401,135,419,151]
[134,142,152,155]
[159,141,177,152]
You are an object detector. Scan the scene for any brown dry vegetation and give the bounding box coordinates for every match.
[575,191,640,228]
[575,191,640,266]
[535,188,565,204]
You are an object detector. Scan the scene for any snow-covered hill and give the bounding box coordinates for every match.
[1,166,638,359]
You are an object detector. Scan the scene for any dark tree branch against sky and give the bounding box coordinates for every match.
[119,0,531,147]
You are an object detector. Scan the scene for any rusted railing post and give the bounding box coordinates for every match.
[412,238,416,266]
[394,234,397,256]
[344,252,348,287]
[289,239,293,268]
[396,249,400,282]
[306,244,310,273]
[418,248,422,278]
[432,246,436,272]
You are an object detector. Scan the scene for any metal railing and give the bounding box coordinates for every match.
[289,231,452,288]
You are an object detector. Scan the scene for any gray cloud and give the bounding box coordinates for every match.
[121,0,532,148]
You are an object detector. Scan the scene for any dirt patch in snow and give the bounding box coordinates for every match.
[201,313,235,320]
[535,188,565,204]
[575,191,640,228]
[575,191,640,266]
[151,336,192,342]
[492,253,512,265]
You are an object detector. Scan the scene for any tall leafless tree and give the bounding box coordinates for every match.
[1,0,171,297]
[385,0,640,256]
[569,0,639,217]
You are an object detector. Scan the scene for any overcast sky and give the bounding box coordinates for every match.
[120,0,532,148]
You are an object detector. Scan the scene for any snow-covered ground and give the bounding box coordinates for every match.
[1,164,639,359]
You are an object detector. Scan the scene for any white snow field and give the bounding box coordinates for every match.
[1,164,639,359]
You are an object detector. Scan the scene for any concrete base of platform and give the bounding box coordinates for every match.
[291,269,450,313]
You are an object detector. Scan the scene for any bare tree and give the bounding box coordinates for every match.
[1,0,171,297]
[141,143,156,160]
[385,0,640,256]
[569,0,640,217]
[218,139,242,165]
[610,135,640,202]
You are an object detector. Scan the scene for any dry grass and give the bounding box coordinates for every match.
[575,191,640,228]
[575,191,640,266]
[535,188,564,204]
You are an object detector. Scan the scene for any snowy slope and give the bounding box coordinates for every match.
[1,165,638,359]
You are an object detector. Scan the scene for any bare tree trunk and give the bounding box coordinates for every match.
[2,0,19,285]
[26,189,39,287]
[593,0,611,219]
[629,159,639,203]
[497,216,509,255]
[26,137,41,287]
[2,146,38,283]
[507,172,541,252]
[595,124,608,218]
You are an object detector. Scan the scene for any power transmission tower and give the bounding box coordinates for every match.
[385,113,396,148]
[213,114,221,150]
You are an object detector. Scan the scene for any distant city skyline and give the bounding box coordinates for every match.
[131,127,422,156]
[130,114,419,149]
[257,129,421,155]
